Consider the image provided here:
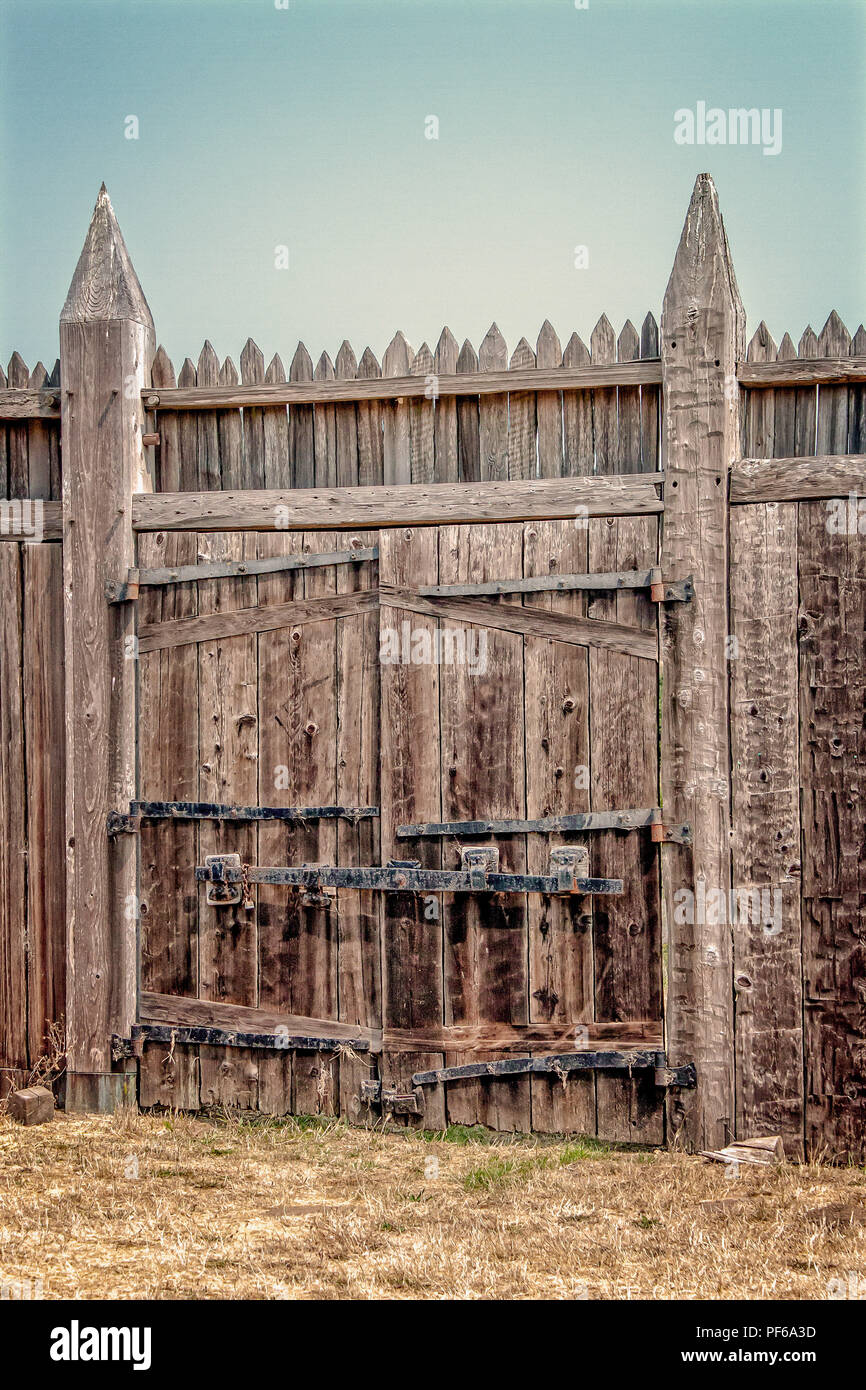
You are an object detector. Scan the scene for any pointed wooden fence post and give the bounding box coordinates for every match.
[60,185,155,1112]
[660,174,745,1151]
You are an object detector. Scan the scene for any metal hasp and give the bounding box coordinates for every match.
[411,1052,697,1088]
[112,1022,371,1058]
[360,1080,422,1115]
[195,855,624,898]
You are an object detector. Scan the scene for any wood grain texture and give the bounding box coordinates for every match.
[440,523,529,1131]
[730,324,803,1153]
[737,355,866,387]
[731,454,866,502]
[479,324,508,481]
[133,475,664,533]
[380,586,658,660]
[379,527,445,1128]
[660,173,743,1151]
[0,547,27,1073]
[591,317,662,1144]
[800,311,866,1161]
[433,328,458,482]
[60,185,155,1107]
[145,359,663,409]
[138,588,378,652]
[382,332,412,486]
[523,520,595,1135]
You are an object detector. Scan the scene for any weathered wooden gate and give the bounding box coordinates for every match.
[127,499,686,1138]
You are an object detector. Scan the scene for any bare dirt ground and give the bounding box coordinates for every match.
[1,1109,864,1300]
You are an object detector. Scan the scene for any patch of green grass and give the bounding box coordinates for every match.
[557,1137,611,1164]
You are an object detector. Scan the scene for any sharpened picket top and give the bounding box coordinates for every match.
[61,186,154,1110]
[660,173,743,1151]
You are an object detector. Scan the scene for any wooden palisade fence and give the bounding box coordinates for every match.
[0,175,863,1158]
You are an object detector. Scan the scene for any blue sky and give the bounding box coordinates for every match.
[2,0,864,370]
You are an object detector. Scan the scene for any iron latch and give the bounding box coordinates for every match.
[460,846,499,889]
[360,1079,423,1115]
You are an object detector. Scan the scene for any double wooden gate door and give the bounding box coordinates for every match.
[135,515,665,1140]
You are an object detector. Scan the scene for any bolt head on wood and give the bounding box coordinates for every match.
[7,1085,54,1125]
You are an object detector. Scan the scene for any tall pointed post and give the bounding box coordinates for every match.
[660,174,744,1150]
[60,186,154,1111]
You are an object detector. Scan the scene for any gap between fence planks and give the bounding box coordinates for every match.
[731,454,866,502]
[143,360,662,409]
[132,475,665,533]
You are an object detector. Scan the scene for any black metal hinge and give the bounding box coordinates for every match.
[411,1052,697,1088]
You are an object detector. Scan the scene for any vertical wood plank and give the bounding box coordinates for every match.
[0,546,27,1075]
[379,527,445,1129]
[382,332,412,486]
[456,338,480,483]
[562,333,593,478]
[730,323,803,1153]
[536,320,562,479]
[591,319,662,1144]
[313,351,337,488]
[801,311,865,1160]
[479,324,508,481]
[524,520,595,1135]
[507,337,537,481]
[336,537,381,1120]
[433,327,459,483]
[289,343,315,490]
[660,174,744,1151]
[440,523,529,1131]
[409,343,435,484]
[335,342,359,490]
[60,187,155,1109]
[356,347,384,488]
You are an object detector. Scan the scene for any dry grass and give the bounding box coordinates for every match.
[1,1109,864,1300]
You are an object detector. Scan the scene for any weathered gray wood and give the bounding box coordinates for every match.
[144,358,663,409]
[660,173,744,1151]
[60,185,155,1111]
[456,339,480,482]
[133,475,664,533]
[731,453,866,502]
[730,321,803,1154]
[479,324,509,481]
[507,337,536,480]
[0,547,27,1076]
[433,327,458,482]
[0,389,60,420]
[289,343,315,489]
[536,320,563,478]
[380,585,657,659]
[138,587,378,652]
[737,355,866,386]
[382,331,412,486]
[398,807,667,836]
[141,990,381,1048]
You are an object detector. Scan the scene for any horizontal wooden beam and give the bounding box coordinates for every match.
[736,356,866,387]
[137,587,378,652]
[383,1020,663,1054]
[731,454,866,503]
[132,476,664,534]
[0,388,60,420]
[381,585,658,662]
[143,360,662,411]
[140,990,382,1050]
[0,499,62,541]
